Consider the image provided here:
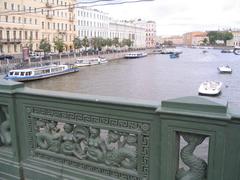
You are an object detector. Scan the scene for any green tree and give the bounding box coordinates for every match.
[121,38,133,48]
[39,38,51,54]
[112,37,119,47]
[207,31,233,45]
[105,38,113,47]
[73,37,82,52]
[54,37,64,53]
[82,36,89,51]
[222,31,233,45]
[202,38,208,45]
[91,37,105,51]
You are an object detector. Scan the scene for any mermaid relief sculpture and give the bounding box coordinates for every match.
[176,133,208,180]
[86,127,107,163]
[105,130,137,170]
[36,121,61,153]
[0,106,11,146]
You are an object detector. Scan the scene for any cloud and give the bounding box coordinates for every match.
[91,0,240,35]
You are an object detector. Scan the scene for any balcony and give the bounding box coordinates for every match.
[46,14,53,19]
[0,38,21,44]
[45,2,53,8]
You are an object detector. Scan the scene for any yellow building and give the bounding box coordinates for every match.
[0,0,76,55]
[183,32,208,46]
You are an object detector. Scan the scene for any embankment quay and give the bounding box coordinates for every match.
[0,48,152,74]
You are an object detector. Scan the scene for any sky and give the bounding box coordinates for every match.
[82,0,240,36]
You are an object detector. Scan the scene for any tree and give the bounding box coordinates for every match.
[39,38,51,54]
[222,31,233,45]
[91,37,105,51]
[121,38,133,48]
[202,38,208,45]
[54,37,64,53]
[73,37,82,52]
[207,31,233,45]
[105,38,113,47]
[112,37,119,47]
[82,36,89,51]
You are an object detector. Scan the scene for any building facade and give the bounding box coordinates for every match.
[226,31,240,47]
[182,32,208,46]
[109,19,146,48]
[76,7,109,39]
[0,0,76,55]
[159,35,183,45]
[135,20,157,48]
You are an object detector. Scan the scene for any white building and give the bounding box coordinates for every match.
[109,19,146,48]
[76,7,109,39]
[135,20,157,48]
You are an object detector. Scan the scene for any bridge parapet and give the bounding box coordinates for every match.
[0,80,239,180]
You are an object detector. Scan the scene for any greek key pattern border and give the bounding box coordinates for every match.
[25,105,151,180]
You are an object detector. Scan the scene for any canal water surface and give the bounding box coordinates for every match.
[26,48,240,105]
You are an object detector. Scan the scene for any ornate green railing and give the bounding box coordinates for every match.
[0,80,239,180]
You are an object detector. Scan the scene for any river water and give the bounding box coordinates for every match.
[26,47,240,105]
[26,47,238,169]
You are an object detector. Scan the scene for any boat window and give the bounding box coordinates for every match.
[14,72,19,75]
[9,72,13,75]
[20,72,25,76]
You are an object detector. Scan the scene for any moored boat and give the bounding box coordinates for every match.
[233,47,240,55]
[221,49,233,53]
[4,64,79,82]
[74,57,107,67]
[169,53,180,58]
[218,65,232,73]
[124,52,147,58]
[198,81,222,96]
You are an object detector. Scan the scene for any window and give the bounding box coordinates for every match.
[19,31,22,39]
[4,2,7,9]
[42,22,44,29]
[36,32,38,40]
[12,16,15,23]
[25,31,28,39]
[18,5,20,11]
[11,3,14,10]
[35,19,37,25]
[0,30,2,40]
[13,31,16,39]
[5,16,8,22]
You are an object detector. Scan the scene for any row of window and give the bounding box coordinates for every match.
[77,20,108,29]
[0,30,39,40]
[41,22,75,31]
[3,2,74,18]
[77,10,108,21]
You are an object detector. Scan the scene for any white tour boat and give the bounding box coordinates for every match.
[218,65,232,73]
[4,64,79,82]
[124,52,147,58]
[198,81,222,96]
[74,57,107,67]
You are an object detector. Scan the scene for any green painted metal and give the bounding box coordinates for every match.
[0,81,239,180]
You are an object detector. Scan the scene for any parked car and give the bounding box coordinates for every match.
[0,55,15,61]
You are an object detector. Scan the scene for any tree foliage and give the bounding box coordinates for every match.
[112,37,120,47]
[73,37,82,50]
[207,31,233,45]
[121,38,133,47]
[39,38,51,53]
[54,37,64,53]
[82,36,89,50]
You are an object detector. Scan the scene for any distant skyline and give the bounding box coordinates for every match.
[82,0,240,36]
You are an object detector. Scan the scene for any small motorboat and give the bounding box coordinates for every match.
[218,65,232,73]
[221,49,233,53]
[169,53,179,58]
[233,47,240,55]
[198,81,222,96]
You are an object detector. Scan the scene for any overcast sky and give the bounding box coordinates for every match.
[85,0,240,36]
